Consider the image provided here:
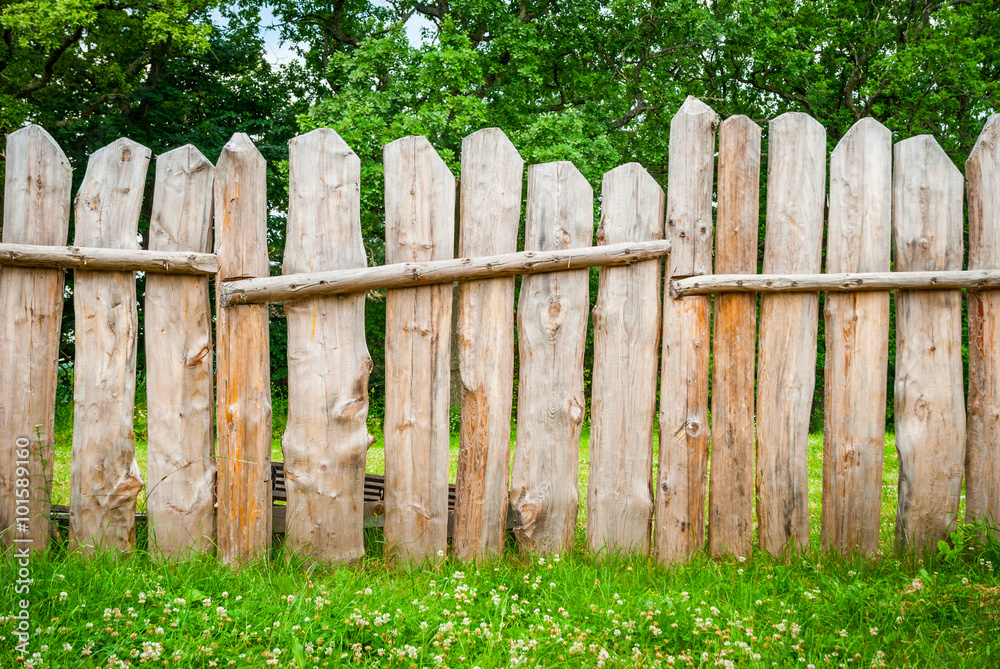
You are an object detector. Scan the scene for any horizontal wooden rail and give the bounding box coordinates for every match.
[671,270,1000,297]
[221,240,671,306]
[0,243,218,274]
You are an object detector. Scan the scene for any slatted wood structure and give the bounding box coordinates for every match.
[4,102,1000,564]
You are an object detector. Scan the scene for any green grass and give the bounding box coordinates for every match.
[18,406,999,667]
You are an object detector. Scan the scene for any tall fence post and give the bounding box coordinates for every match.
[215,133,272,565]
[893,135,966,554]
[69,138,150,554]
[821,118,892,556]
[510,161,592,555]
[383,136,456,565]
[454,128,523,561]
[145,145,216,558]
[756,113,826,556]
[967,114,1000,540]
[281,129,372,565]
[707,115,761,558]
[587,163,663,556]
[656,96,717,563]
[0,125,72,551]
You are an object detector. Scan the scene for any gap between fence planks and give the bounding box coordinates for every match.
[656,96,717,564]
[0,125,72,551]
[281,129,373,566]
[221,240,670,305]
[967,114,1000,540]
[821,118,892,557]
[707,115,761,559]
[587,163,663,557]
[383,136,455,566]
[215,133,272,565]
[145,145,217,558]
[756,113,826,556]
[69,138,150,554]
[454,128,523,561]
[510,161,592,555]
[0,244,217,274]
[893,135,966,555]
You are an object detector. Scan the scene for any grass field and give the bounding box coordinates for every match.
[5,406,999,668]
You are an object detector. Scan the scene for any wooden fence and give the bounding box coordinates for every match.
[1,98,998,566]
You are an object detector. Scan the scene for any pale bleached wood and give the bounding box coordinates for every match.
[707,115,761,558]
[756,112,826,556]
[0,243,216,273]
[454,128,523,560]
[0,125,71,551]
[510,162,592,555]
[656,98,718,564]
[69,138,150,554]
[222,240,669,306]
[281,129,372,566]
[145,145,216,558]
[665,96,717,278]
[821,118,892,556]
[214,133,272,565]
[673,270,1000,296]
[383,136,455,565]
[967,114,1000,539]
[587,163,663,556]
[893,135,966,554]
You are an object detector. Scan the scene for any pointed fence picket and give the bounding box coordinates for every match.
[4,100,1000,565]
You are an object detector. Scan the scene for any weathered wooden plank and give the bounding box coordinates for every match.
[280,129,372,566]
[967,114,1000,539]
[69,138,150,554]
[821,118,892,556]
[673,270,1000,296]
[454,128,523,561]
[893,135,966,554]
[656,98,718,564]
[707,115,761,558]
[0,244,216,273]
[587,163,663,556]
[214,133,272,565]
[666,96,717,278]
[222,241,669,306]
[756,112,826,556]
[510,161,592,555]
[0,125,72,551]
[145,145,216,558]
[383,136,456,566]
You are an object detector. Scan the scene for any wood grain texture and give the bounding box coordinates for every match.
[707,115,761,558]
[673,270,1000,296]
[281,129,373,566]
[968,114,1000,538]
[893,135,966,554]
[145,145,216,558]
[587,163,663,557]
[0,125,72,551]
[223,241,668,306]
[0,244,216,273]
[383,136,455,565]
[656,98,717,564]
[665,96,718,278]
[214,133,272,565]
[69,138,150,554]
[454,128,523,561]
[510,162,592,555]
[756,113,826,556]
[821,118,892,556]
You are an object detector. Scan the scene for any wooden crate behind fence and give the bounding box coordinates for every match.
[1,102,999,564]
